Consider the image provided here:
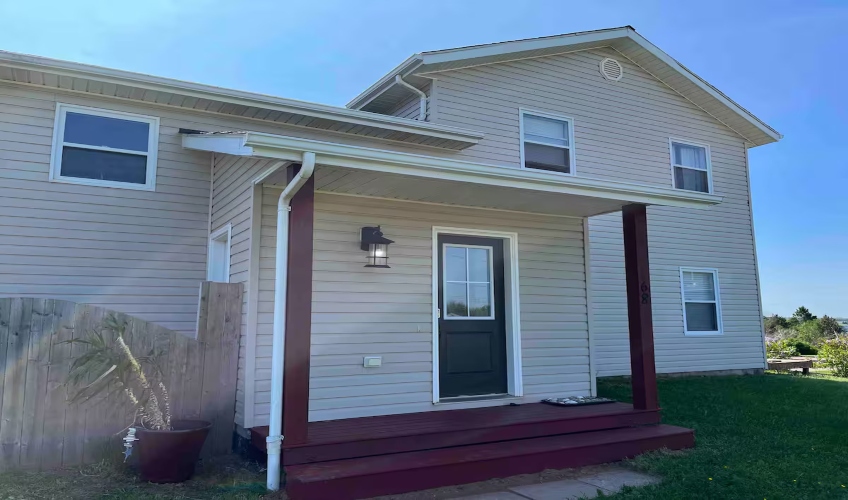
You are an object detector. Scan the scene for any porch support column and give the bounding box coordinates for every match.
[282,165,315,445]
[622,204,659,411]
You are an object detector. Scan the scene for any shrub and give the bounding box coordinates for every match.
[766,339,799,359]
[818,337,848,377]
[793,341,818,355]
[796,319,829,347]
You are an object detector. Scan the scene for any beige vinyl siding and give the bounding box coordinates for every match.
[385,82,431,121]
[0,85,211,333]
[254,193,589,424]
[210,155,277,427]
[430,48,748,188]
[589,139,766,375]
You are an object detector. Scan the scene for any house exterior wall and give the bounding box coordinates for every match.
[0,85,211,334]
[253,192,590,425]
[408,49,766,376]
[428,48,739,189]
[385,82,431,121]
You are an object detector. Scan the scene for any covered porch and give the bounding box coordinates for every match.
[183,131,719,499]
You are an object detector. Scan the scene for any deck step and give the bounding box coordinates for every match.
[285,424,694,500]
[251,402,660,464]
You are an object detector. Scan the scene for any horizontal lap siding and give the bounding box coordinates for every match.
[0,85,210,334]
[252,193,588,425]
[211,155,276,427]
[432,48,746,187]
[589,139,766,375]
[385,82,431,120]
[426,48,765,376]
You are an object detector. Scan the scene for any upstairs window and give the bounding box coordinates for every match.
[670,140,712,193]
[50,103,159,190]
[520,110,575,175]
[680,268,723,335]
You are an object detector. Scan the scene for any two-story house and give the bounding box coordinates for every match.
[0,27,779,499]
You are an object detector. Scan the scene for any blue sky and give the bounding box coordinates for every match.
[1,0,845,317]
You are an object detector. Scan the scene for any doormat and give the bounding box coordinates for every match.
[541,396,615,406]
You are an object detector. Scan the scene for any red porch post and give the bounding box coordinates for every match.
[282,165,315,445]
[622,204,659,411]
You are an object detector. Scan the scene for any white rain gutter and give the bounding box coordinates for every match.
[266,151,316,491]
[394,75,427,121]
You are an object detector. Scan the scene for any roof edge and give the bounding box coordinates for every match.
[0,50,484,144]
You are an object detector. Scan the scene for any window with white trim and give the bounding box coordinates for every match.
[680,268,722,335]
[207,225,231,283]
[520,110,575,174]
[50,103,159,190]
[670,140,712,193]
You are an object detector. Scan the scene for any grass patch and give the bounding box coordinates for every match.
[598,373,848,499]
[0,454,270,499]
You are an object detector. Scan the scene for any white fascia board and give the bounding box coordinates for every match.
[243,132,723,209]
[346,56,423,109]
[0,51,483,146]
[418,28,629,66]
[182,133,253,156]
[625,32,782,143]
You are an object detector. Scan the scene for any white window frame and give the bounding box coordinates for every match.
[669,138,713,194]
[519,108,576,176]
[50,103,160,191]
[442,243,496,321]
[207,224,232,283]
[679,267,723,336]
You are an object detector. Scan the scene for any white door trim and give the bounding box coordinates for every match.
[431,226,523,403]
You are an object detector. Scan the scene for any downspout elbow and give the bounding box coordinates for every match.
[395,75,427,121]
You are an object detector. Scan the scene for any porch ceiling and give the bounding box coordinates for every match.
[304,166,630,217]
[183,130,722,218]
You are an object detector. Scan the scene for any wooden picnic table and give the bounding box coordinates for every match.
[767,357,814,375]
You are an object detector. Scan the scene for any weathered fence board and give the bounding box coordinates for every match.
[0,282,242,471]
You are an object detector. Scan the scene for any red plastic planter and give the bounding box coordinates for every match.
[136,420,212,483]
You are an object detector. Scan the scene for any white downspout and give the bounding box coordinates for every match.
[394,75,427,121]
[266,151,316,491]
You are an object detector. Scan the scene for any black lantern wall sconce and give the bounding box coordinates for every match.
[360,226,394,268]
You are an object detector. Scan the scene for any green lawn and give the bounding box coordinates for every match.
[598,373,848,500]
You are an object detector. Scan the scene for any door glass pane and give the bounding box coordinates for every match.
[685,303,718,331]
[467,248,490,282]
[64,112,150,152]
[445,246,467,282]
[468,283,492,317]
[445,283,468,317]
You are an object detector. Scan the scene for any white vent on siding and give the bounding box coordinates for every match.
[599,58,623,81]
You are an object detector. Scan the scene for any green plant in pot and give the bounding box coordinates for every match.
[65,314,211,483]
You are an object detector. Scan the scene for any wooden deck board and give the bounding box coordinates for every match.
[251,402,661,464]
[285,424,694,500]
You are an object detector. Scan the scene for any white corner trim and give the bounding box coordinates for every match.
[518,108,577,176]
[583,218,597,396]
[668,137,714,195]
[744,142,769,369]
[208,223,232,283]
[243,185,264,429]
[431,226,522,403]
[228,132,723,210]
[49,102,159,191]
[679,267,724,336]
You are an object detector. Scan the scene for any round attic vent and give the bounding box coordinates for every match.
[599,57,623,81]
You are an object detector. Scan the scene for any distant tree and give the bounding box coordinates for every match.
[793,306,817,324]
[764,314,789,334]
[819,315,843,337]
[796,319,827,346]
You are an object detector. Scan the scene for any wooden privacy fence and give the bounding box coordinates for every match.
[0,282,242,471]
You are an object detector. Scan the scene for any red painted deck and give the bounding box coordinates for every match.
[249,401,693,499]
[251,401,660,464]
